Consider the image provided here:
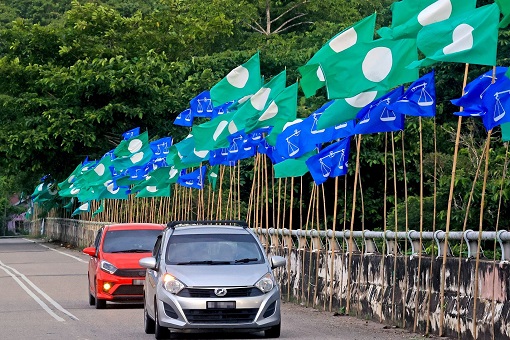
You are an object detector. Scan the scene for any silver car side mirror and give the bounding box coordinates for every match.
[270,255,286,269]
[139,257,157,270]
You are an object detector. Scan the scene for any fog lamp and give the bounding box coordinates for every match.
[103,282,112,292]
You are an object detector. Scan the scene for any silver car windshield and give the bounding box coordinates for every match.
[166,233,264,265]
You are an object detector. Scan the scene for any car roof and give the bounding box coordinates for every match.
[171,225,252,236]
[104,223,165,231]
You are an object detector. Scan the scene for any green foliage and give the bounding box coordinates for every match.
[0,0,509,237]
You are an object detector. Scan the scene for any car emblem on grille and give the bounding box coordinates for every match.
[214,288,227,297]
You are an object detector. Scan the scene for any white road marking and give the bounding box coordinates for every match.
[1,262,79,320]
[0,260,65,322]
[23,238,88,263]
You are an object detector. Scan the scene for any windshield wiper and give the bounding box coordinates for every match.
[234,258,259,263]
[111,249,151,253]
[175,260,232,265]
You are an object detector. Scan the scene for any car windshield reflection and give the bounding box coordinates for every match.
[166,234,264,265]
[102,229,162,253]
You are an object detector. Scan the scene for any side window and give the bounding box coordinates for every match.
[94,228,103,256]
[152,235,163,267]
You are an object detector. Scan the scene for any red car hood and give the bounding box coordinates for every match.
[101,252,152,269]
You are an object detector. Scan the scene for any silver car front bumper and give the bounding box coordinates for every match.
[156,286,281,331]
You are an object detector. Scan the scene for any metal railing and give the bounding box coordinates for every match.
[255,228,510,261]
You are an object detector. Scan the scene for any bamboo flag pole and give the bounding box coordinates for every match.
[264,156,270,238]
[472,129,493,340]
[400,132,409,329]
[491,143,508,340]
[227,165,233,220]
[338,176,348,313]
[217,165,226,220]
[307,184,320,307]
[455,139,486,338]
[346,135,362,314]
[439,63,470,337]
[303,184,316,305]
[390,132,399,322]
[379,132,389,323]
[237,162,241,220]
[286,177,294,302]
[414,117,424,332]
[356,168,365,316]
[328,176,340,312]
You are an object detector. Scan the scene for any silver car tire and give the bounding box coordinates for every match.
[264,322,281,338]
[154,300,171,339]
[144,303,155,334]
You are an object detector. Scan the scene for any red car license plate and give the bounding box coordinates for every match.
[132,279,145,285]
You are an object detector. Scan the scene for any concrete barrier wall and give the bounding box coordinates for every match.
[27,218,510,340]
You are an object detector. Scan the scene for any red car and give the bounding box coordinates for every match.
[83,223,165,309]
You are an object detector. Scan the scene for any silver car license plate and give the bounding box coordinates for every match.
[207,301,236,309]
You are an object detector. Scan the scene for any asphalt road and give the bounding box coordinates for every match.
[0,237,435,340]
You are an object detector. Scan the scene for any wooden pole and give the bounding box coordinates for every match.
[414,117,424,332]
[329,177,339,312]
[439,63,470,337]
[472,129,492,339]
[346,135,361,314]
[390,132,399,322]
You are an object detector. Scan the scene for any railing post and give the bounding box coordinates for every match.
[363,230,379,254]
[497,230,510,262]
[464,229,481,259]
[434,230,452,258]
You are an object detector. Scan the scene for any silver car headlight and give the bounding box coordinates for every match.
[100,260,117,274]
[255,272,274,293]
[163,273,185,294]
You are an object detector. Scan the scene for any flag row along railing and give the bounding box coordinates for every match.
[26,2,510,339]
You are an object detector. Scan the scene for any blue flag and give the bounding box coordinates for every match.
[210,100,236,119]
[177,166,207,189]
[306,137,351,185]
[209,148,230,166]
[451,67,508,115]
[150,137,173,169]
[122,127,140,140]
[226,131,257,162]
[190,91,214,118]
[480,74,510,131]
[257,139,286,164]
[173,108,193,127]
[354,86,405,135]
[389,70,436,117]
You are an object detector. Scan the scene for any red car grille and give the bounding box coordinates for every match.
[112,285,144,296]
[115,269,146,277]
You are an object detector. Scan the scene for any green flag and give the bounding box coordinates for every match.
[136,184,172,198]
[113,131,153,170]
[132,166,180,193]
[31,182,58,203]
[207,165,219,191]
[72,201,90,216]
[299,13,376,97]
[496,0,510,28]
[232,70,287,131]
[408,4,500,69]
[75,155,114,189]
[501,122,510,142]
[91,201,104,217]
[322,38,418,99]
[274,151,316,178]
[377,0,476,40]
[210,52,263,106]
[317,91,385,130]
[256,83,299,146]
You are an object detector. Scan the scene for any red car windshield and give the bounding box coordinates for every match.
[102,229,161,253]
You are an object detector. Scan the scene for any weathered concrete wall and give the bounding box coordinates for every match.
[27,218,510,339]
[274,249,510,340]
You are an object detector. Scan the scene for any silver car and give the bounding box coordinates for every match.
[139,220,286,339]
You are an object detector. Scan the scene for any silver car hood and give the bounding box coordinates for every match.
[167,263,270,287]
